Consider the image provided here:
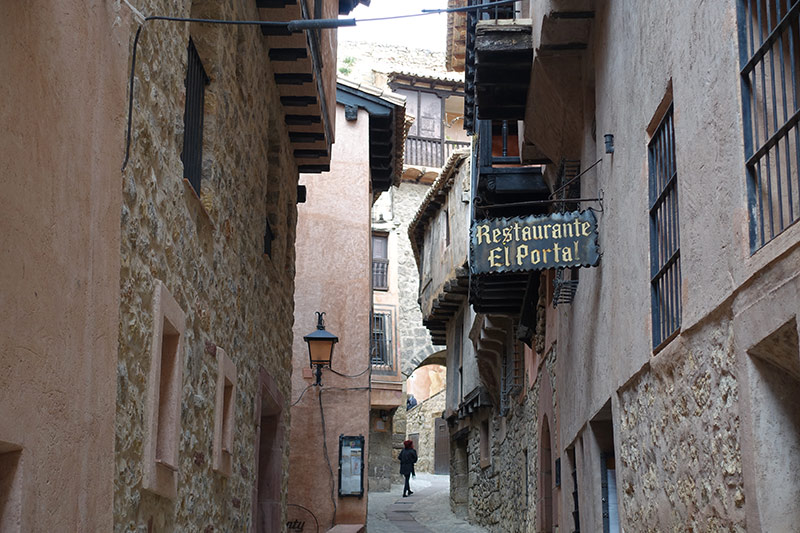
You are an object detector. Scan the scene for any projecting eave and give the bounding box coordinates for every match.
[521,3,596,163]
[335,79,407,194]
[256,0,340,173]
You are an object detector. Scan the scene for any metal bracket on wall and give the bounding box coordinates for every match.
[553,268,579,308]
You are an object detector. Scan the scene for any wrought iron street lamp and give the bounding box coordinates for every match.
[303,312,338,386]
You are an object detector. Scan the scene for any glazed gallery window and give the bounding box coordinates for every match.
[372,233,389,290]
[738,0,800,250]
[181,38,209,194]
[648,105,681,349]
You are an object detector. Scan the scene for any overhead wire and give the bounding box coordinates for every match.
[120,0,522,170]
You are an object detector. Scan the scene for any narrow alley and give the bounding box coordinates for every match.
[367,474,489,533]
[4,0,800,532]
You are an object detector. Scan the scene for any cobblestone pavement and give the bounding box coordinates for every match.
[366,474,489,533]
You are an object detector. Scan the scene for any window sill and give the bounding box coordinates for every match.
[183,178,214,228]
[652,328,680,356]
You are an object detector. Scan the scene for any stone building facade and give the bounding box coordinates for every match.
[416,0,800,532]
[1,0,366,530]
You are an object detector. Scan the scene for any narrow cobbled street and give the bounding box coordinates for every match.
[367,474,489,533]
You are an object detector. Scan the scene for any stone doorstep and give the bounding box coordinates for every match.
[325,525,365,533]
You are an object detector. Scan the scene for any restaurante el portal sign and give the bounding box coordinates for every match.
[470,210,600,274]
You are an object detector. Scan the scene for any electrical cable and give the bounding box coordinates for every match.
[291,383,315,406]
[328,366,370,378]
[286,503,320,533]
[120,0,523,171]
[317,389,337,528]
[121,15,353,171]
[353,0,518,22]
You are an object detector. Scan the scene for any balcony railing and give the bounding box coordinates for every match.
[372,258,388,290]
[406,136,470,168]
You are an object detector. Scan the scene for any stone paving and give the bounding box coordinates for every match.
[366,474,489,533]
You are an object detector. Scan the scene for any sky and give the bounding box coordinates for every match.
[339,0,449,52]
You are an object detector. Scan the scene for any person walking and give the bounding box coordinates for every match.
[399,439,418,497]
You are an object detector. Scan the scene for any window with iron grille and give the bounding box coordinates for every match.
[181,39,209,194]
[500,330,523,416]
[649,105,681,349]
[372,233,389,290]
[738,0,800,250]
[370,312,393,369]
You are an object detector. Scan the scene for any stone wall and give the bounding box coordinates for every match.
[368,410,396,492]
[115,0,298,529]
[406,389,446,473]
[616,315,745,531]
[451,348,557,533]
[393,182,438,373]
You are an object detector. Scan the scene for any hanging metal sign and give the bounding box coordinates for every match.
[470,210,600,274]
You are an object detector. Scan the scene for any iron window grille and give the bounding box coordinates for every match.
[370,312,393,370]
[500,332,523,416]
[372,233,389,290]
[181,39,210,194]
[649,105,681,349]
[739,0,800,250]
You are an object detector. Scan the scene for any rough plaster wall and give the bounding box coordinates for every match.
[0,2,126,529]
[616,316,745,532]
[405,390,446,473]
[452,349,557,533]
[115,0,297,529]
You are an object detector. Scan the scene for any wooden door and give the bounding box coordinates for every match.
[434,418,450,474]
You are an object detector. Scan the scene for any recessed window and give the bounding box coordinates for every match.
[480,420,491,469]
[372,233,389,290]
[500,335,523,415]
[143,280,186,499]
[370,311,393,370]
[648,104,681,349]
[264,217,274,258]
[213,348,237,477]
[0,443,22,533]
[738,1,800,250]
[181,38,209,195]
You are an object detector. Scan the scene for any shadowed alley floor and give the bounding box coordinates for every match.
[366,474,490,533]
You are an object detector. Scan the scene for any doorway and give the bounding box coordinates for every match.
[434,417,450,474]
[254,369,284,533]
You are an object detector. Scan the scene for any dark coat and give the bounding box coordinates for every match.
[398,448,417,475]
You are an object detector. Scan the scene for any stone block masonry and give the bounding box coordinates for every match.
[617,315,746,531]
[451,349,557,533]
[115,0,299,530]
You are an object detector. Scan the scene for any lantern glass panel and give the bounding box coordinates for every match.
[308,339,334,366]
